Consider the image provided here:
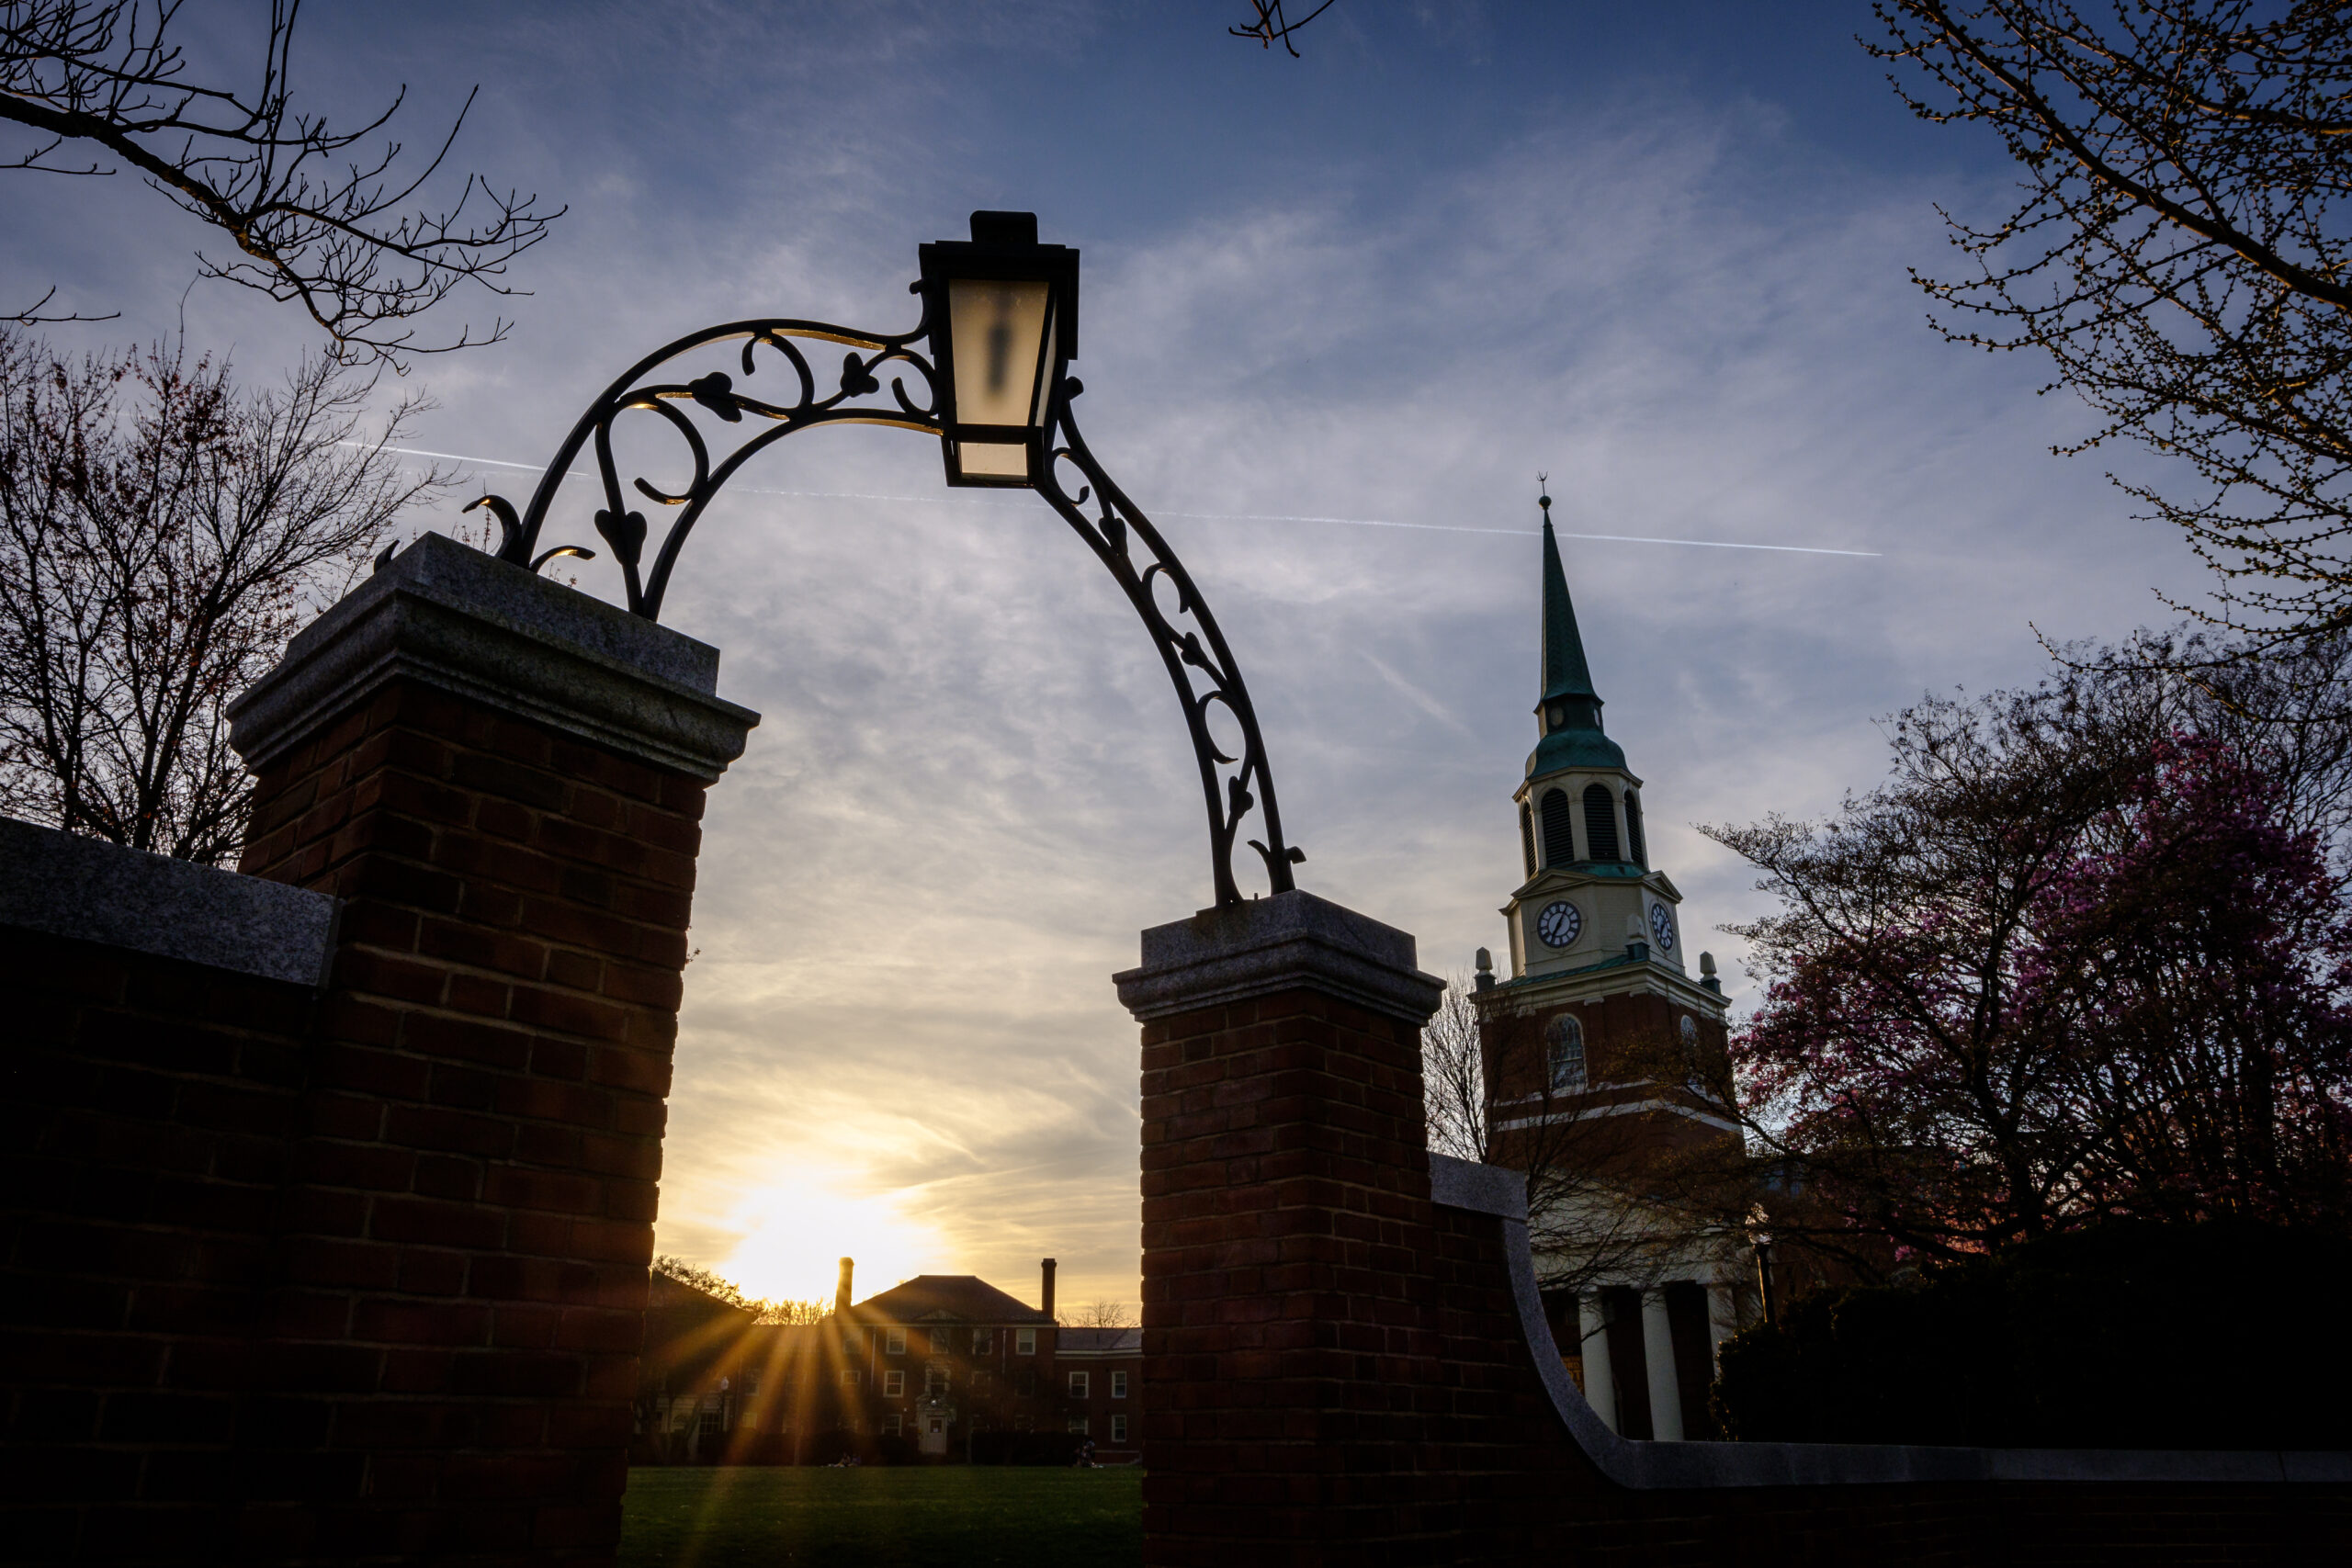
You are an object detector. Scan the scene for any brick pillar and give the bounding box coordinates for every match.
[1114,891,1445,1566]
[224,533,757,1563]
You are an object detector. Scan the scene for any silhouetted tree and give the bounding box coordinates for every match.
[1423,973,1717,1295]
[1872,2,2352,643]
[650,1255,827,1325]
[0,327,438,861]
[2,0,560,361]
[1702,658,2352,1262]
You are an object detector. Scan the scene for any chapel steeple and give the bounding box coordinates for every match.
[1538,491,1602,728]
[1528,492,1626,780]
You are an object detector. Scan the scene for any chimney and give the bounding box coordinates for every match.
[834,1257,854,1317]
[1040,1258,1057,1322]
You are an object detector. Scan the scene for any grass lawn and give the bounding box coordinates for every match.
[618,1466,1144,1567]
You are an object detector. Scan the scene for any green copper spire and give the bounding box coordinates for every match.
[1539,496,1599,708]
[1528,490,1625,777]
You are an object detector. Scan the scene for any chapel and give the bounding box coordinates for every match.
[1472,492,1760,1441]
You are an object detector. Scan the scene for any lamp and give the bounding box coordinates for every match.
[919,210,1080,487]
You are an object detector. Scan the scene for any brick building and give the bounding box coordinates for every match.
[633,1256,1139,1463]
[1473,496,1756,1441]
[1055,1326,1143,1456]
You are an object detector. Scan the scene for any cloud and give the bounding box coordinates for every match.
[2,8,2212,1311]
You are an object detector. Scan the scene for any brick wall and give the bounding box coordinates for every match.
[2,929,320,1563]
[229,678,706,1562]
[0,675,713,1564]
[1139,982,1455,1557]
[2,536,752,1564]
[1123,891,2352,1566]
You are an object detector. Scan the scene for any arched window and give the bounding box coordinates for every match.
[1519,802,1537,878]
[1539,788,1575,865]
[1582,783,1620,862]
[1678,1015,1709,1099]
[1547,1014,1587,1093]
[1623,790,1646,868]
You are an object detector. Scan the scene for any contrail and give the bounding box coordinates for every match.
[349,443,1883,558]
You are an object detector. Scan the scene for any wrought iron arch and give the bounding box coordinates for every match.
[463,284,1299,909]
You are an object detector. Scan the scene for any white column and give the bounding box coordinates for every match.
[1576,1292,1617,1433]
[1706,1281,1739,1370]
[1640,1287,1684,1442]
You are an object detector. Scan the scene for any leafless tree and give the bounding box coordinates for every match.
[1228,1,1338,57]
[649,1255,831,1325]
[0,326,440,862]
[1871,2,2352,645]
[1423,974,1713,1297]
[1065,1299,1136,1329]
[2,0,560,362]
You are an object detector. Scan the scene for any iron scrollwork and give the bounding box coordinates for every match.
[469,288,1300,908]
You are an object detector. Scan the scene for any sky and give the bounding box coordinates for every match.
[2,1,2217,1315]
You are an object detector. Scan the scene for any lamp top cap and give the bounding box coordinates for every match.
[970,210,1039,245]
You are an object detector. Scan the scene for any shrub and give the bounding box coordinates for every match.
[1713,1220,2352,1449]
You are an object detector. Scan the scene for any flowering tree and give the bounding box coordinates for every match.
[1706,672,2352,1263]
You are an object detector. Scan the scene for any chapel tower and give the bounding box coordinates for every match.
[1476,493,1735,1190]
[1470,491,1747,1442]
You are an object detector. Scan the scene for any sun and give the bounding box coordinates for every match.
[712,1175,942,1305]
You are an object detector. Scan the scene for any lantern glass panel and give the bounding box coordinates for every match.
[947,277,1052,428]
[956,442,1030,478]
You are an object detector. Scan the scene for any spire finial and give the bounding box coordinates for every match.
[1537,472,1550,516]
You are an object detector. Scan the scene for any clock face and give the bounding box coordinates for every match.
[1536,900,1582,948]
[1649,902,1676,953]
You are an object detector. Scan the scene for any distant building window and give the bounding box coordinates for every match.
[1112,1414,1128,1443]
[883,1414,901,1436]
[1624,790,1647,867]
[1548,1015,1587,1093]
[973,1327,994,1354]
[744,1369,762,1395]
[698,1409,722,1439]
[839,1370,860,1387]
[1111,1371,1128,1399]
[1540,788,1575,865]
[1519,802,1537,877]
[885,1329,906,1355]
[1069,1417,1090,1436]
[1582,783,1620,861]
[1016,1328,1036,1355]
[1069,1371,1090,1399]
[883,1371,904,1397]
[925,1366,949,1398]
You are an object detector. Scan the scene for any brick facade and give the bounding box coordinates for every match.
[1,536,755,1564]
[3,929,323,1562]
[1118,889,2352,1565]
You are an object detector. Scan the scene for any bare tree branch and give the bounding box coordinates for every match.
[0,325,445,862]
[1870,1,2352,645]
[1228,0,1338,58]
[1,0,562,365]
[1426,973,1732,1296]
